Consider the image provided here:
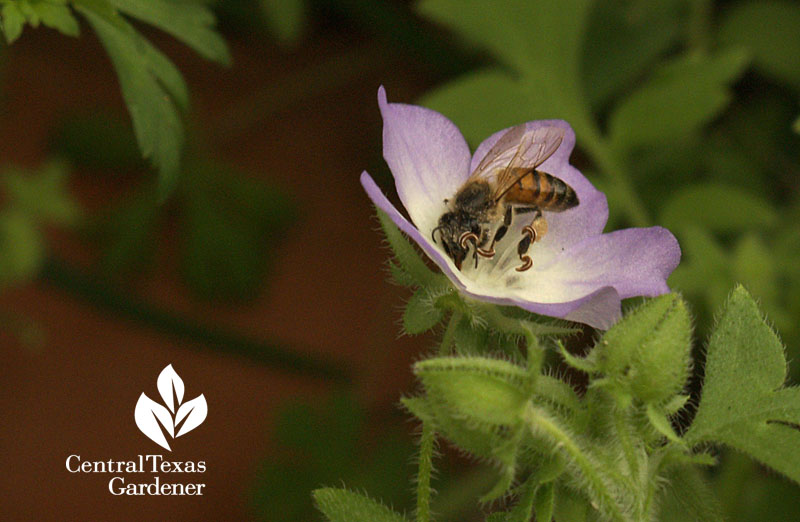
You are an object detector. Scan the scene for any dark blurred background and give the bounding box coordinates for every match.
[0,0,798,521]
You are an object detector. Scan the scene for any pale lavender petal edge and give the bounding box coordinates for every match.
[379,86,471,233]
[552,226,681,299]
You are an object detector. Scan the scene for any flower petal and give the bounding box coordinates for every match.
[539,227,680,300]
[361,171,463,284]
[562,287,621,329]
[379,86,471,234]
[471,120,608,249]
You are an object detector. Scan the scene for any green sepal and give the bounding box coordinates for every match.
[376,209,442,288]
[645,403,682,444]
[594,294,692,404]
[403,288,444,335]
[662,394,690,416]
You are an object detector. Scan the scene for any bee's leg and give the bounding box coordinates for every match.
[482,205,514,257]
[515,208,545,272]
[460,230,495,259]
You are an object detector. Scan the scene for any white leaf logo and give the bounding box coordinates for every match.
[135,364,207,451]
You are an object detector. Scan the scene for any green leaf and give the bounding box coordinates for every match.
[75,1,188,199]
[609,49,750,151]
[260,0,306,46]
[1,3,27,43]
[403,288,444,335]
[719,1,800,90]
[685,286,800,484]
[35,1,79,37]
[660,183,779,234]
[414,356,529,426]
[105,0,230,64]
[581,0,682,110]
[313,488,408,522]
[657,466,724,522]
[418,0,595,134]
[418,69,528,146]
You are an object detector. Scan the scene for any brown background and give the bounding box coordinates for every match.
[0,18,438,521]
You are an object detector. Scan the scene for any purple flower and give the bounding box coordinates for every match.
[361,87,680,329]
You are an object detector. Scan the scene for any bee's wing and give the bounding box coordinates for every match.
[468,123,529,182]
[491,126,566,201]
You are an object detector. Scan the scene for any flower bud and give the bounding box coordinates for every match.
[595,294,692,404]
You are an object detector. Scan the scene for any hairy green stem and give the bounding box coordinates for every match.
[416,421,436,522]
[613,408,642,516]
[524,403,627,522]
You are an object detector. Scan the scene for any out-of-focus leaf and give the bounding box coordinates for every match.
[105,0,230,64]
[260,0,306,46]
[667,227,731,325]
[35,0,79,36]
[75,1,187,199]
[90,185,160,279]
[419,69,527,146]
[659,183,778,234]
[179,162,296,300]
[0,211,44,287]
[49,113,147,171]
[609,49,750,151]
[418,0,595,131]
[3,162,80,225]
[252,395,414,522]
[1,3,26,43]
[0,0,79,43]
[581,0,682,110]
[90,159,296,300]
[718,1,800,90]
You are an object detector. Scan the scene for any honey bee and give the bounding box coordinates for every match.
[432,125,579,272]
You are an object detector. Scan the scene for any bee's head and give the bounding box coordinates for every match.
[432,211,469,271]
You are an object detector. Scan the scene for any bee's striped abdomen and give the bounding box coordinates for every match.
[504,169,579,211]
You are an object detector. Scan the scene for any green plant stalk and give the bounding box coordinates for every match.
[416,421,436,522]
[612,407,641,515]
[524,403,627,522]
[614,408,639,480]
[579,126,650,228]
[40,256,351,381]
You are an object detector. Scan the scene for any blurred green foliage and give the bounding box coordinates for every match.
[0,162,79,288]
[50,113,298,301]
[1,0,799,520]
[251,395,415,522]
[0,0,230,198]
